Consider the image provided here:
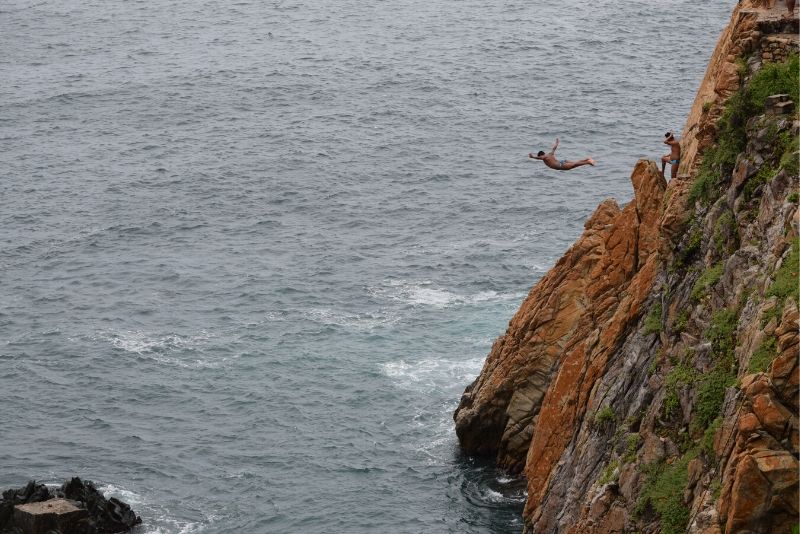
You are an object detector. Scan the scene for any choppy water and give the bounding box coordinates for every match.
[2,1,732,532]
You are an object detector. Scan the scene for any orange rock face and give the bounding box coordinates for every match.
[453,159,665,491]
[524,162,664,522]
[719,301,799,534]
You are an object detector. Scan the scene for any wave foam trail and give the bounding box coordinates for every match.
[99,484,215,534]
[370,280,521,309]
[381,357,484,391]
[103,330,212,354]
[306,307,397,330]
[91,330,229,369]
[100,483,146,507]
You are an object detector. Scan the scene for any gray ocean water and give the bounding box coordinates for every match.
[2,1,733,532]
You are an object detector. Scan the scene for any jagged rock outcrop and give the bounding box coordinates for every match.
[454,160,666,474]
[0,478,141,534]
[455,1,799,532]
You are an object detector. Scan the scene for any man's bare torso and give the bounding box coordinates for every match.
[540,154,561,170]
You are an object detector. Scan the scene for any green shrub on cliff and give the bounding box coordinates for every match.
[648,348,663,376]
[714,210,736,254]
[643,302,663,335]
[766,238,799,304]
[761,302,782,327]
[757,239,800,329]
[747,53,800,110]
[691,263,724,301]
[635,452,696,534]
[693,367,736,430]
[688,54,799,206]
[702,417,722,458]
[780,152,799,178]
[623,433,640,463]
[721,53,798,160]
[708,308,738,362]
[598,458,620,485]
[683,309,739,438]
[742,126,797,203]
[749,336,777,374]
[743,163,777,202]
[778,132,799,177]
[673,310,689,334]
[673,222,704,270]
[594,406,616,427]
[663,363,697,416]
[688,165,720,206]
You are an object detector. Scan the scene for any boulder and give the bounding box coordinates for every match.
[13,499,88,534]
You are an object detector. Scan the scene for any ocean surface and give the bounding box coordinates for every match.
[1,1,733,532]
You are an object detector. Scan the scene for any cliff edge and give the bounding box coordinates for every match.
[455,2,799,532]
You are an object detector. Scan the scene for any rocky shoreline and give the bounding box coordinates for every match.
[0,478,140,534]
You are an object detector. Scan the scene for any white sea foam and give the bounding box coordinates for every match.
[106,330,212,354]
[99,483,147,508]
[95,330,229,369]
[306,307,398,331]
[382,357,483,461]
[142,353,227,369]
[99,484,215,534]
[368,280,459,308]
[413,400,462,465]
[144,519,208,534]
[484,488,506,503]
[381,357,483,390]
[484,487,527,505]
[370,280,520,309]
[263,311,287,322]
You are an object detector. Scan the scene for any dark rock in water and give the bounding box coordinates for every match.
[0,478,141,534]
[61,478,140,533]
[13,499,89,534]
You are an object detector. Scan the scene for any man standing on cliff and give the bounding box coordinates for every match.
[661,132,681,179]
[528,137,595,170]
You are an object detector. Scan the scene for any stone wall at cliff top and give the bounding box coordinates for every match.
[454,1,799,532]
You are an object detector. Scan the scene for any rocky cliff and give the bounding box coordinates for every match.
[454,2,799,532]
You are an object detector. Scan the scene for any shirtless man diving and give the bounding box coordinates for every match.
[661,132,681,180]
[528,137,595,170]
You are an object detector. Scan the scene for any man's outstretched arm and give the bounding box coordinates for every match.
[549,137,559,155]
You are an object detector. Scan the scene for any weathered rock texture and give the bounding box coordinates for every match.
[13,499,88,534]
[0,478,141,534]
[454,160,665,474]
[455,2,799,532]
